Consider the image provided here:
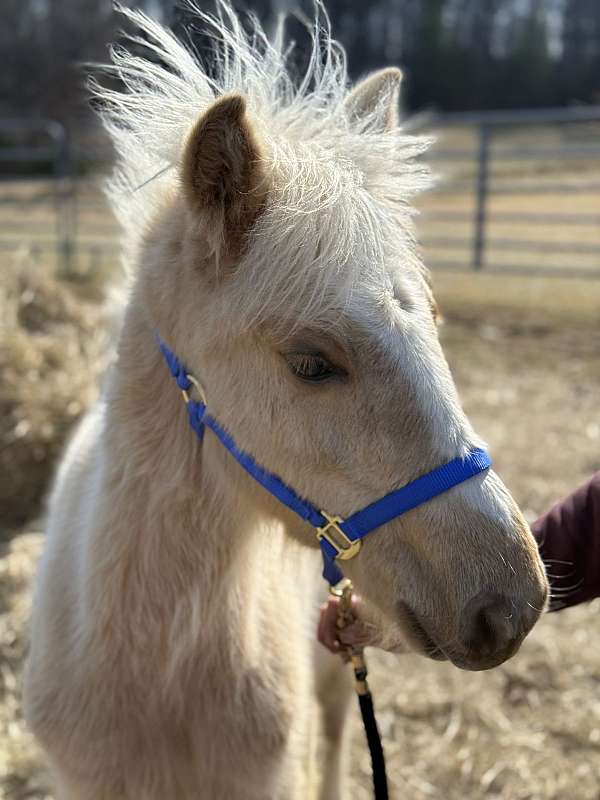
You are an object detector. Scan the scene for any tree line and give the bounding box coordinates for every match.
[1,0,599,128]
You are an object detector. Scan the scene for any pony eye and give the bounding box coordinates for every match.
[286,352,340,383]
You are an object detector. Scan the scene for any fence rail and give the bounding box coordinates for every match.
[411,105,600,276]
[1,107,600,277]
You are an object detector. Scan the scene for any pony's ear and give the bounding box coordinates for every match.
[182,94,268,255]
[344,67,402,131]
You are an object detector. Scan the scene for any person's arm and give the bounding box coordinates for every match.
[532,472,600,611]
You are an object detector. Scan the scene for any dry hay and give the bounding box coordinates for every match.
[0,532,49,799]
[362,602,600,800]
[0,258,112,534]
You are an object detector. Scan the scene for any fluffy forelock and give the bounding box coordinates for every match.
[94,1,434,332]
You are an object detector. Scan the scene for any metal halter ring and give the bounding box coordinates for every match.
[181,373,207,406]
[316,511,362,561]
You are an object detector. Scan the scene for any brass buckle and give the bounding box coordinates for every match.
[316,511,362,561]
[181,373,207,406]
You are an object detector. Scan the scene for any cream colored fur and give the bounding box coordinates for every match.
[24,4,548,798]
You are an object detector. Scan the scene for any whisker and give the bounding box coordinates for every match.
[132,163,174,193]
[548,579,584,594]
[545,571,577,580]
[498,551,517,576]
[527,601,546,613]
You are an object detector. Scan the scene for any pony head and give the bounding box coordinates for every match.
[99,2,548,670]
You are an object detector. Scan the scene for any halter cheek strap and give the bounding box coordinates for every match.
[158,337,492,586]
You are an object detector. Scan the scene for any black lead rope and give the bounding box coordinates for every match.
[353,655,389,800]
[334,579,389,800]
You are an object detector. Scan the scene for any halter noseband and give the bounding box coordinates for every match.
[158,337,492,586]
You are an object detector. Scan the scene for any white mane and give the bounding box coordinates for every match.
[95,1,433,329]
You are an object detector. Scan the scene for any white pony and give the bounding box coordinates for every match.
[24,4,548,799]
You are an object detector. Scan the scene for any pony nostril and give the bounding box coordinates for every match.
[460,591,517,659]
[473,607,498,648]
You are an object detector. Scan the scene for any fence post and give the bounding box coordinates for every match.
[49,122,75,276]
[472,124,490,271]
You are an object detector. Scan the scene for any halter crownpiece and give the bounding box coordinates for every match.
[158,337,492,586]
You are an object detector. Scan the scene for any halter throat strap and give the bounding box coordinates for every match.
[158,337,492,586]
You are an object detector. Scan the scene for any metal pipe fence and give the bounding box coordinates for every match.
[410,106,600,277]
[1,107,600,277]
[0,119,119,276]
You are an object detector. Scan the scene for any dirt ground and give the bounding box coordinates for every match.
[1,270,600,799]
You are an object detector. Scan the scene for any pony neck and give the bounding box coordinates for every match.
[104,301,267,600]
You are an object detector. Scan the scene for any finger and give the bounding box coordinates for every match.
[318,597,341,654]
[323,597,342,652]
[338,620,373,647]
[350,594,363,616]
[317,602,336,651]
[317,603,328,648]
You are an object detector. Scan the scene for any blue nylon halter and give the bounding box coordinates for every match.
[158,337,492,586]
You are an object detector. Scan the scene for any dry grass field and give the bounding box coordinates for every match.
[1,258,600,800]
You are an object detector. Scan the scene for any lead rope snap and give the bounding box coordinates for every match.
[332,579,389,800]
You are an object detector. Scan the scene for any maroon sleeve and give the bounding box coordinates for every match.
[532,472,600,611]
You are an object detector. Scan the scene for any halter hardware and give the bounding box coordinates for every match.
[180,373,207,406]
[316,512,362,561]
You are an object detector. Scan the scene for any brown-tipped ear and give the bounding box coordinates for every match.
[344,67,402,131]
[182,94,268,255]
